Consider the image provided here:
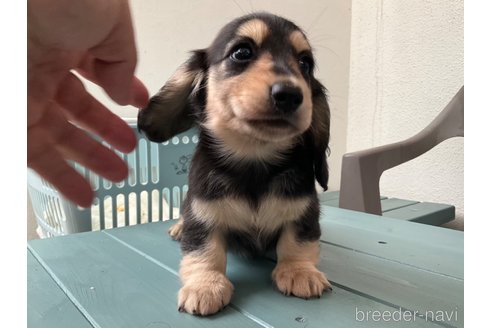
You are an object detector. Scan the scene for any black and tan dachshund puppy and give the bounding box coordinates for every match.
[138,12,331,316]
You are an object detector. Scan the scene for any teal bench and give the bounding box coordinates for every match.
[319,191,455,226]
[27,206,463,328]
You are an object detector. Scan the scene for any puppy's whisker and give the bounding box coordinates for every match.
[247,0,255,13]
[306,5,330,33]
[231,0,246,14]
[311,45,343,65]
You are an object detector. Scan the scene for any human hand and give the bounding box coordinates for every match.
[28,0,149,207]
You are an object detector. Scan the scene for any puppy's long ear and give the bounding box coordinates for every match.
[138,50,207,142]
[310,78,330,191]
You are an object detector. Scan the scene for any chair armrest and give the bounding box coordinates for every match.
[339,86,464,215]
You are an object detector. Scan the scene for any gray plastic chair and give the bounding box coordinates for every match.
[339,86,464,215]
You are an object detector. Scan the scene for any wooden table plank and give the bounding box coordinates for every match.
[383,202,455,225]
[319,206,463,279]
[317,207,463,327]
[316,241,463,327]
[319,191,388,208]
[227,250,450,328]
[28,208,463,328]
[27,251,93,328]
[106,221,449,327]
[28,232,265,328]
[319,198,342,207]
[318,192,455,226]
[380,198,420,212]
[318,191,343,203]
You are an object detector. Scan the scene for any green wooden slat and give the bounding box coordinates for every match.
[319,206,463,279]
[381,198,420,212]
[227,249,452,328]
[27,251,93,328]
[318,191,342,203]
[28,232,264,328]
[28,212,463,328]
[107,221,454,328]
[319,191,454,227]
[317,207,464,326]
[315,242,463,327]
[319,191,388,208]
[320,198,341,207]
[383,202,455,225]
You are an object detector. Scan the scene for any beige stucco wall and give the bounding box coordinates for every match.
[347,0,464,229]
[84,0,352,191]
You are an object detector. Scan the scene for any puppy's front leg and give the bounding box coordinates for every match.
[178,230,233,316]
[272,223,331,298]
[168,216,184,241]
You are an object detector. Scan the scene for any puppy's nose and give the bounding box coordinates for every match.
[271,83,303,114]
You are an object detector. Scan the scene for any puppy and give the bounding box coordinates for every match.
[138,12,331,316]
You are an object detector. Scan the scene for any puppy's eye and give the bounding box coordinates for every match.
[299,55,313,74]
[230,44,254,62]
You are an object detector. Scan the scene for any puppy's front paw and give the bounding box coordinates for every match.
[168,220,183,241]
[272,261,331,299]
[178,273,234,316]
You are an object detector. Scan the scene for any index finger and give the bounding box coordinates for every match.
[56,73,137,153]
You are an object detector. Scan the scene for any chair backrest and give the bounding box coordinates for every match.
[338,86,464,215]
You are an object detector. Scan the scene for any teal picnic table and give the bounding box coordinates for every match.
[27,205,464,328]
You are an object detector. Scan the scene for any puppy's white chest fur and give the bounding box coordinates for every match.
[191,195,310,233]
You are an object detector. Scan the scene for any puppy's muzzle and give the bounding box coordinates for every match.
[271,82,303,115]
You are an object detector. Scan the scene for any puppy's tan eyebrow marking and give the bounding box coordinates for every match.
[237,19,269,46]
[289,30,311,53]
